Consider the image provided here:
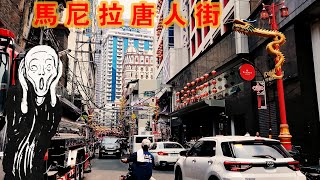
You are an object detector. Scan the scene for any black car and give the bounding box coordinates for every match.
[99,137,122,158]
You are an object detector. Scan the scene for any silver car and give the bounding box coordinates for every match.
[99,137,122,158]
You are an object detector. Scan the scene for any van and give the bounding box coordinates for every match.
[130,135,155,153]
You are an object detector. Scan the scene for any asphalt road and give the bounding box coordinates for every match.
[84,156,175,180]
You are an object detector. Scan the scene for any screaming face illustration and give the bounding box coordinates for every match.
[19,45,62,113]
[26,50,57,96]
[3,45,63,180]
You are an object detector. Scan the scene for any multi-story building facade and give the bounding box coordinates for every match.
[154,0,190,140]
[124,79,158,136]
[155,0,189,85]
[167,0,320,166]
[95,26,153,125]
[122,46,154,96]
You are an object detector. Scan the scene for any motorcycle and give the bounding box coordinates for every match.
[120,159,156,180]
[119,162,133,180]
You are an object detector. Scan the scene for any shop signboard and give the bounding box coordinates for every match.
[239,64,256,81]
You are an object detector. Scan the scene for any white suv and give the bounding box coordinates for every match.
[149,141,185,168]
[174,136,306,180]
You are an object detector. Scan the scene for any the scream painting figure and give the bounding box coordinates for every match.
[2,45,63,179]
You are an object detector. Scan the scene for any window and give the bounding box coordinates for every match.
[187,141,216,157]
[200,141,216,157]
[187,141,203,156]
[221,142,233,157]
[141,67,143,71]
[229,141,289,159]
[151,143,157,150]
[164,143,183,149]
[141,75,143,79]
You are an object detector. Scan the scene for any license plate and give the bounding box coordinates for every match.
[108,152,113,155]
[171,154,178,156]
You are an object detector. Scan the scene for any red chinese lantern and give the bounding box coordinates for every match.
[184,86,188,90]
[184,94,188,97]
[176,92,180,96]
[280,5,289,18]
[191,89,196,94]
[196,86,200,91]
[211,79,217,85]
[176,99,180,103]
[187,83,191,87]
[181,90,184,94]
[260,7,269,20]
[204,82,209,87]
[191,97,195,101]
[212,88,217,93]
[191,81,195,86]
[195,78,200,83]
[181,97,185,101]
[200,85,205,89]
[200,76,205,81]
[187,90,190,94]
[211,70,217,76]
[205,92,209,96]
[186,98,190,102]
[204,73,209,79]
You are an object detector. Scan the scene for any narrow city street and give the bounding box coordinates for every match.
[84,156,174,180]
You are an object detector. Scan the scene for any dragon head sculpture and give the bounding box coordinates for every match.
[232,19,255,34]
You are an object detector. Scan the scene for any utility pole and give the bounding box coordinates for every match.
[71,31,79,103]
[39,27,44,45]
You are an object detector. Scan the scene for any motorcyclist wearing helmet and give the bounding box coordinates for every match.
[121,139,154,180]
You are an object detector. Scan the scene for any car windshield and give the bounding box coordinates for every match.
[102,138,118,144]
[222,141,290,159]
[164,143,183,149]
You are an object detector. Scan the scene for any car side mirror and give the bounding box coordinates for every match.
[180,150,187,157]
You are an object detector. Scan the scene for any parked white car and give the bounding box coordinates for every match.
[174,136,306,180]
[149,141,185,168]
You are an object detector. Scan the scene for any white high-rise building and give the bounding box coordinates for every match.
[122,46,154,95]
[154,0,189,85]
[95,26,153,124]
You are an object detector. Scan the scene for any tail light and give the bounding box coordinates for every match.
[288,161,300,171]
[157,151,168,156]
[224,161,253,172]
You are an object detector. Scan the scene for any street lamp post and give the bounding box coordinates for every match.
[260,1,291,150]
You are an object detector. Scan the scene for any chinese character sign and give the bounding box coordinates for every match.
[32,0,221,29]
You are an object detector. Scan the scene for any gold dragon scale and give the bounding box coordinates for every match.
[232,19,286,79]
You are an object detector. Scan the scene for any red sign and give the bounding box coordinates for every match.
[239,64,256,81]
